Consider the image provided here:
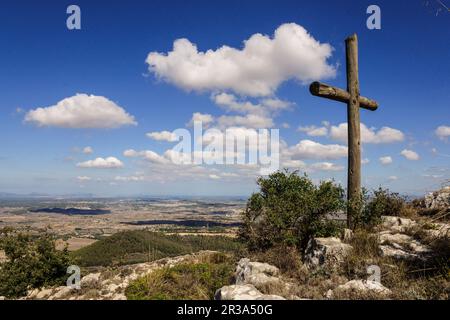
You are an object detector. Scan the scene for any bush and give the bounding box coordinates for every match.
[125,253,234,300]
[358,187,407,228]
[0,228,72,298]
[239,171,345,252]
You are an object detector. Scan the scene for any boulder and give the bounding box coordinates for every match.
[424,222,450,239]
[80,272,101,288]
[214,284,285,300]
[304,237,353,269]
[425,186,450,210]
[35,288,53,300]
[378,232,432,261]
[235,258,281,289]
[380,216,417,233]
[51,286,73,299]
[328,280,391,298]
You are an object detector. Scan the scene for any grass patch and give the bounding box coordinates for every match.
[125,253,234,300]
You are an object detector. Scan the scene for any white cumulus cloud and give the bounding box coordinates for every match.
[76,157,124,168]
[146,130,178,142]
[379,156,393,165]
[297,125,328,137]
[400,149,420,161]
[310,162,344,171]
[330,123,404,144]
[435,125,450,140]
[286,139,347,160]
[146,23,336,97]
[217,114,274,129]
[76,176,92,181]
[24,94,137,128]
[188,112,215,127]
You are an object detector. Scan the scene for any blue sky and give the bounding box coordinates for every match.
[0,0,448,197]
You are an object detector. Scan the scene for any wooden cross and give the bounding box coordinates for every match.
[309,34,378,229]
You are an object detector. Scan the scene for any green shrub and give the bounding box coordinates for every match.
[125,253,234,300]
[359,187,406,228]
[238,170,345,252]
[0,228,72,298]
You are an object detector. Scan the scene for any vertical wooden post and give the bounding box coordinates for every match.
[346,34,361,229]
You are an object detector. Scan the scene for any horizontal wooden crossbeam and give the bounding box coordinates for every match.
[309,81,378,111]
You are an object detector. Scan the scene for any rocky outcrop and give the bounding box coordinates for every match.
[377,215,443,262]
[378,231,432,261]
[215,258,295,300]
[425,186,450,210]
[215,284,285,300]
[424,222,450,238]
[235,258,282,289]
[304,237,353,269]
[327,280,391,299]
[380,216,417,233]
[25,250,219,300]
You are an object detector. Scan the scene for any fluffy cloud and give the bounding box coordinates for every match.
[76,157,124,168]
[435,125,450,140]
[212,93,291,115]
[146,130,178,142]
[217,114,274,129]
[188,112,215,127]
[282,159,306,168]
[286,139,347,160]
[297,125,328,137]
[330,123,404,144]
[362,158,370,165]
[281,159,343,172]
[114,175,144,182]
[146,23,336,97]
[82,146,93,154]
[379,156,393,165]
[24,94,137,128]
[400,149,420,161]
[123,149,168,164]
[309,162,344,171]
[388,176,398,181]
[76,176,92,181]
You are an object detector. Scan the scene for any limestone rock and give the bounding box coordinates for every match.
[51,286,73,299]
[304,237,353,269]
[235,258,281,289]
[378,231,431,261]
[80,272,101,288]
[425,186,450,210]
[214,284,285,300]
[424,222,450,239]
[35,288,53,300]
[329,280,391,298]
[380,216,417,233]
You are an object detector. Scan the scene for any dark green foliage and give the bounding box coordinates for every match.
[125,253,234,300]
[239,171,345,252]
[0,228,72,298]
[72,230,243,267]
[359,187,406,228]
